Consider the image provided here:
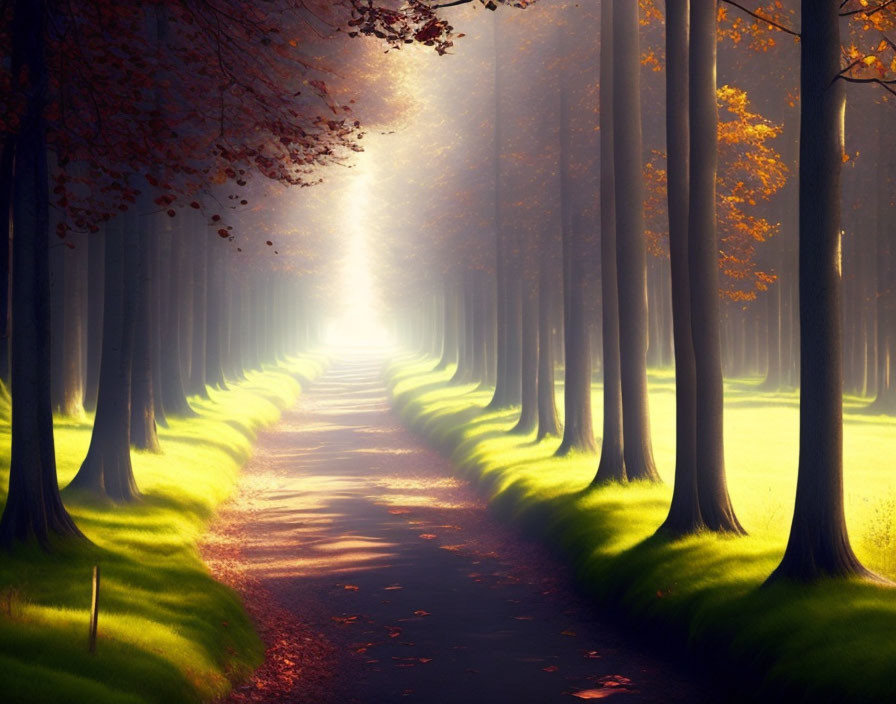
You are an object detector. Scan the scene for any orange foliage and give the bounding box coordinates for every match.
[645,85,787,302]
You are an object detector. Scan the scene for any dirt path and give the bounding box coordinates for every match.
[203,357,712,703]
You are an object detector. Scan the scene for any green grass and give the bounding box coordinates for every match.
[386,354,896,703]
[0,354,327,704]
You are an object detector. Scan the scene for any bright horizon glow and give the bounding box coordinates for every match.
[324,170,393,352]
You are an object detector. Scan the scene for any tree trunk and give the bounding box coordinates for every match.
[187,228,208,397]
[0,0,83,545]
[658,0,702,531]
[50,222,85,417]
[557,81,596,456]
[594,0,626,481]
[149,216,167,428]
[612,0,659,480]
[451,273,472,384]
[83,227,104,411]
[160,227,194,416]
[205,232,227,390]
[129,214,160,453]
[471,273,489,383]
[536,248,561,439]
[0,134,13,385]
[687,1,743,531]
[227,272,247,382]
[513,279,538,434]
[66,211,140,501]
[436,279,458,371]
[769,1,871,582]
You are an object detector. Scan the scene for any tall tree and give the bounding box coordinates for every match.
[0,0,83,544]
[657,0,702,530]
[557,78,596,456]
[612,0,659,481]
[594,0,626,482]
[769,0,873,581]
[66,214,141,502]
[687,1,743,532]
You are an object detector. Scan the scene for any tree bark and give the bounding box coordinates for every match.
[436,278,458,371]
[688,1,742,531]
[612,0,659,480]
[594,0,626,481]
[0,0,83,545]
[187,227,208,397]
[149,216,167,428]
[451,273,472,384]
[557,80,596,456]
[83,227,104,411]
[536,248,561,439]
[205,232,228,390]
[129,213,160,452]
[769,1,871,582]
[160,227,194,416]
[513,279,538,434]
[66,213,140,502]
[0,134,13,385]
[658,0,702,531]
[57,236,86,416]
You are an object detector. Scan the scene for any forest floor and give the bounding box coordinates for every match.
[203,355,712,704]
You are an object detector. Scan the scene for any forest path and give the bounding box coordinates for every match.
[204,356,712,704]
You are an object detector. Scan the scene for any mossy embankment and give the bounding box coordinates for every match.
[386,354,896,704]
[0,354,326,704]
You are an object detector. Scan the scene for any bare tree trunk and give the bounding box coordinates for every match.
[769,0,871,582]
[129,213,160,452]
[536,247,561,439]
[0,0,83,545]
[205,232,228,390]
[66,213,140,502]
[595,0,625,481]
[0,135,13,385]
[161,227,194,416]
[612,0,659,480]
[513,279,538,434]
[150,218,167,427]
[658,0,702,531]
[187,226,208,397]
[687,1,742,531]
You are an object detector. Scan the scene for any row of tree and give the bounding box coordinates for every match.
[0,0,416,545]
[380,0,895,582]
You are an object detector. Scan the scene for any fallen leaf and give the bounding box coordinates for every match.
[598,675,632,688]
[384,585,403,591]
[418,658,432,663]
[543,665,559,673]
[331,615,359,625]
[413,610,430,617]
[388,509,411,515]
[418,533,438,540]
[571,690,616,700]
[584,650,601,659]
[344,585,360,591]
[386,626,402,638]
[561,629,577,637]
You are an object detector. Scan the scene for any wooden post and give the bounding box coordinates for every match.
[88,565,100,653]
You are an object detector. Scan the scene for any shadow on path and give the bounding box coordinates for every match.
[206,355,713,704]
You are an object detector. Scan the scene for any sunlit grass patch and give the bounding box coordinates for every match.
[386,353,896,702]
[0,353,326,704]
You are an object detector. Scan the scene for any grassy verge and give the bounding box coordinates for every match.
[0,354,326,704]
[386,353,896,703]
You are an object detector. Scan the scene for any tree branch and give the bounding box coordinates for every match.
[720,0,801,37]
